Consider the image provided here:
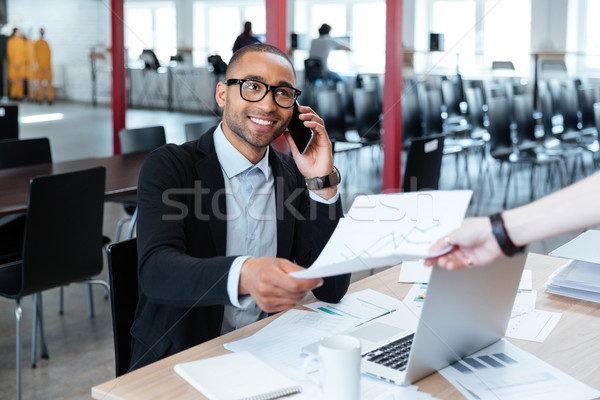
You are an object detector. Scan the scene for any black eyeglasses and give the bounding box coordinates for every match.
[225,79,301,109]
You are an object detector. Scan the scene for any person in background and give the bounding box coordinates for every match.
[232,21,261,53]
[6,28,27,100]
[131,43,350,371]
[25,29,35,101]
[425,171,600,270]
[34,27,53,104]
[308,23,351,83]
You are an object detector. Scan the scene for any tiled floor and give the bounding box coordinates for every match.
[0,101,592,399]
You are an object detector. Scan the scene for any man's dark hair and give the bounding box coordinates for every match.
[318,24,331,36]
[226,43,295,79]
[243,21,252,35]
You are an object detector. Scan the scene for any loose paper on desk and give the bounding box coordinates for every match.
[439,339,600,400]
[290,190,472,279]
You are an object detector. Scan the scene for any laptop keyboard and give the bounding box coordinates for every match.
[363,334,414,371]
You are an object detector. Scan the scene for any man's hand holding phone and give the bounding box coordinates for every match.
[284,103,337,200]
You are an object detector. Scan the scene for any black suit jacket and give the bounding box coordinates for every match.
[130,128,350,370]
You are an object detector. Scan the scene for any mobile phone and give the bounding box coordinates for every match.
[287,101,314,154]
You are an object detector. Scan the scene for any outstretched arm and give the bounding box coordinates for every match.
[426,171,600,269]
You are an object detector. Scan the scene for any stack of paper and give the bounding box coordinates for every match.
[547,230,600,303]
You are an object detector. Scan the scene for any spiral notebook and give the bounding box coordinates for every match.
[174,351,302,400]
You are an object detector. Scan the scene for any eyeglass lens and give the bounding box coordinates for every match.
[240,80,296,108]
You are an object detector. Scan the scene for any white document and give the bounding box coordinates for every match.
[224,308,423,400]
[549,229,600,264]
[290,191,472,279]
[511,290,537,314]
[303,288,403,322]
[506,309,562,342]
[439,339,600,400]
[402,283,428,316]
[398,260,432,283]
[519,269,533,290]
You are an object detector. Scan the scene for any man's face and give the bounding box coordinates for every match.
[216,51,295,153]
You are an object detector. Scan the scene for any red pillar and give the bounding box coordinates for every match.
[265,0,289,153]
[265,0,287,52]
[111,0,126,155]
[382,0,403,192]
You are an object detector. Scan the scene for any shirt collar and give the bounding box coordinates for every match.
[213,123,270,179]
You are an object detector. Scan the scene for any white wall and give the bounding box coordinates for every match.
[530,0,568,51]
[7,0,110,102]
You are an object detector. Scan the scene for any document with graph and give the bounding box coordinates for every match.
[290,190,472,279]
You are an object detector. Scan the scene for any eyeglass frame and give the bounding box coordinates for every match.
[225,79,302,109]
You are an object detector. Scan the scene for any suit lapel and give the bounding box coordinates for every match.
[269,150,295,258]
[195,132,227,256]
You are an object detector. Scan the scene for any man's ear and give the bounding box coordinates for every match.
[215,81,227,108]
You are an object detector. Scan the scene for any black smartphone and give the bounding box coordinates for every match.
[287,101,314,154]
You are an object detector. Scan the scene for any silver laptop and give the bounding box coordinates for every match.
[306,251,528,385]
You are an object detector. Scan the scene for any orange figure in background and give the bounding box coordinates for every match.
[7,28,28,100]
[25,33,35,100]
[34,27,53,103]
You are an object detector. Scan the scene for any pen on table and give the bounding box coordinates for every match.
[354,309,396,327]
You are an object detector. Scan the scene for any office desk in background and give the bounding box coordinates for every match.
[91,253,600,399]
[0,152,147,216]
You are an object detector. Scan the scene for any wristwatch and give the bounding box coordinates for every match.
[305,167,341,190]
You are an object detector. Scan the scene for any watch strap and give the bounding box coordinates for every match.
[305,167,341,190]
[489,213,525,256]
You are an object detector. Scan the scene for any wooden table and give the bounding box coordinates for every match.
[91,253,600,399]
[0,152,148,216]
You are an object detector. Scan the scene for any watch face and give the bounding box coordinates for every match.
[306,167,340,190]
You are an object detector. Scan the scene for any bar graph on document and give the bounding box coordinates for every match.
[440,339,600,400]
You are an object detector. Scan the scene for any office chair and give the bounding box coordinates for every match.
[0,104,19,140]
[402,135,445,192]
[353,88,382,141]
[113,126,166,242]
[316,89,347,142]
[304,58,326,86]
[0,138,52,265]
[184,118,220,142]
[0,166,106,400]
[107,238,139,377]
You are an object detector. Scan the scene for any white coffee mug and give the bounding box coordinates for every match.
[303,334,361,400]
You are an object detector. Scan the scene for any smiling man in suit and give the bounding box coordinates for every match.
[131,43,350,370]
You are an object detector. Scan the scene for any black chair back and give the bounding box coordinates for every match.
[560,83,580,133]
[487,97,513,156]
[421,88,444,136]
[353,88,381,140]
[539,87,555,140]
[0,138,52,169]
[441,78,462,118]
[119,126,166,155]
[0,104,19,140]
[184,118,220,142]
[107,238,139,377]
[465,86,485,131]
[402,134,445,192]
[513,94,536,144]
[402,85,423,144]
[19,167,106,296]
[304,58,325,84]
[578,85,597,130]
[316,89,347,141]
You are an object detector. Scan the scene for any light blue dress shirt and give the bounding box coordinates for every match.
[212,124,338,335]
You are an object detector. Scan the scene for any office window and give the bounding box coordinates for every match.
[294,0,386,74]
[193,1,265,66]
[586,0,600,68]
[431,0,476,72]
[483,0,531,74]
[352,2,386,71]
[125,2,177,65]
